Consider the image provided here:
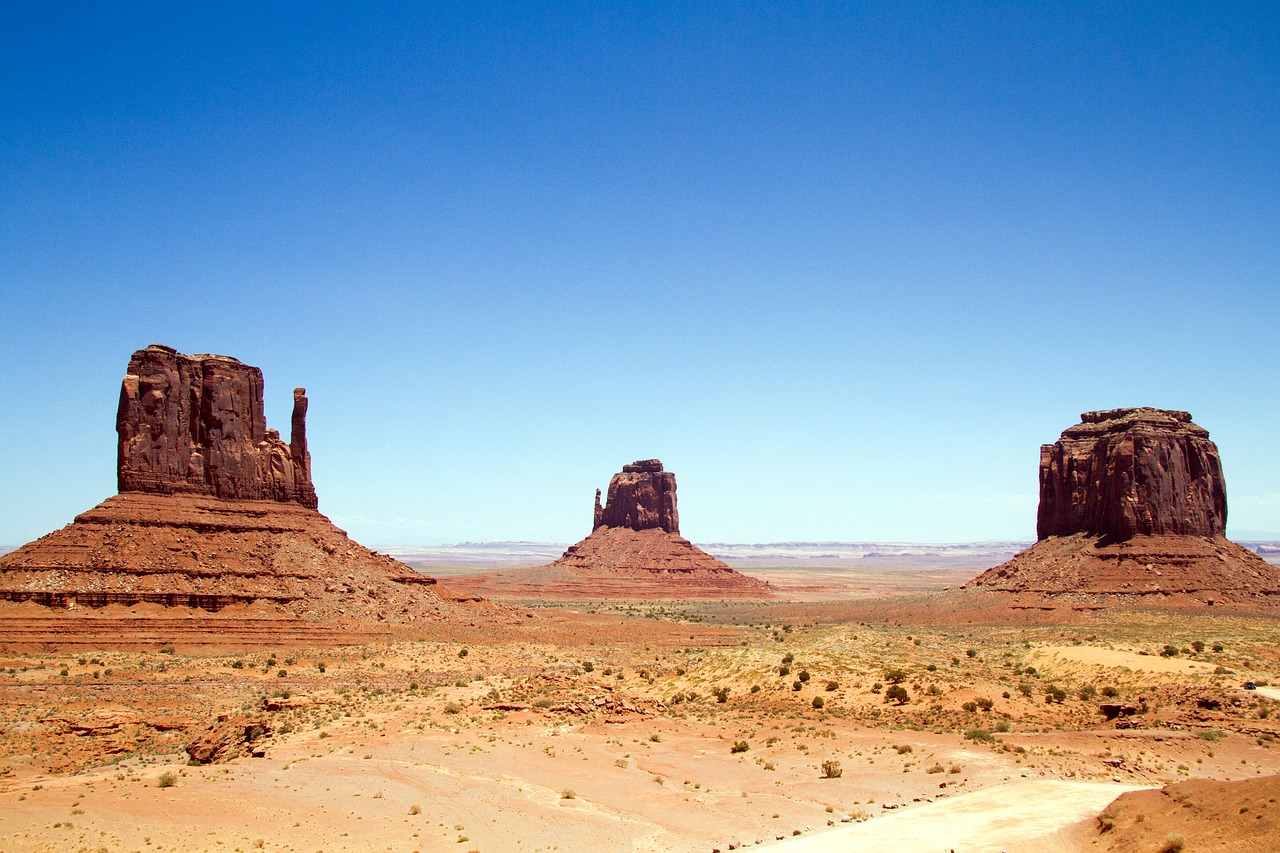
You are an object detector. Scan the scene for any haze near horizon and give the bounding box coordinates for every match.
[2,3,1277,547]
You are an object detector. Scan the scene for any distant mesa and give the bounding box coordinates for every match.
[972,407,1277,605]
[447,459,774,600]
[0,345,485,629]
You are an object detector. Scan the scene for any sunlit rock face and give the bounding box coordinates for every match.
[1036,407,1226,541]
[116,344,318,509]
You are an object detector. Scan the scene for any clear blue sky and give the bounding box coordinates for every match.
[2,2,1277,545]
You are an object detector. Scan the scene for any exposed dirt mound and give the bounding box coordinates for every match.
[448,526,775,600]
[1085,774,1280,852]
[970,534,1280,606]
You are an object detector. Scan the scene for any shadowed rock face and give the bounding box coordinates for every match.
[1037,407,1226,541]
[116,345,318,509]
[595,459,679,534]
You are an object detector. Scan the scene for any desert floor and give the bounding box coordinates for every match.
[2,561,1280,852]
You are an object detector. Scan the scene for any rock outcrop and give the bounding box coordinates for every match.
[972,408,1277,606]
[449,460,773,600]
[594,459,680,534]
[1037,407,1225,540]
[117,344,318,508]
[0,345,499,630]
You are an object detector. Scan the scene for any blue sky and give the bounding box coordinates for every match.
[2,2,1277,545]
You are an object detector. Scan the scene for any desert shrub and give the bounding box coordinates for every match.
[871,682,883,693]
[894,744,913,754]
[1212,642,1225,652]
[1160,644,1179,658]
[157,771,177,788]
[781,653,794,665]
[820,759,842,778]
[966,649,978,659]
[1078,685,1097,701]
[885,684,909,705]
[779,665,791,677]
[457,648,468,658]
[443,702,461,714]
[714,687,730,703]
[1191,640,1205,653]
[994,720,1011,733]
[1022,666,1037,677]
[649,732,661,742]
[731,741,750,753]
[798,670,811,683]
[1162,833,1185,853]
[976,697,994,711]
[1044,685,1067,704]
[811,696,824,709]
[792,680,803,691]
[962,701,978,713]
[231,660,245,669]
[884,668,907,684]
[560,789,575,799]
[965,728,995,743]
[925,663,937,672]
[408,804,421,815]
[1198,730,1226,742]
[926,763,944,773]
[582,660,594,672]
[1101,685,1119,698]
[825,680,838,691]
[159,645,176,655]
[750,684,761,693]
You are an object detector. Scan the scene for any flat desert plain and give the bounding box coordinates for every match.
[2,553,1280,852]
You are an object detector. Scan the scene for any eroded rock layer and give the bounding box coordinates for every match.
[1037,407,1225,540]
[117,344,318,508]
[0,492,459,621]
[970,533,1278,605]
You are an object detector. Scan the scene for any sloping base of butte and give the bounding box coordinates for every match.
[0,492,479,623]
[452,527,774,600]
[968,533,1280,607]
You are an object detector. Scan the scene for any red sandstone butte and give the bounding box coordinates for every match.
[450,460,773,600]
[117,344,318,508]
[972,407,1277,605]
[0,345,496,634]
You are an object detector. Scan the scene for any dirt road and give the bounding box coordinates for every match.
[758,780,1150,853]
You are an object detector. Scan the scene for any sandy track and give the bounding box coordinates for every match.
[757,780,1149,853]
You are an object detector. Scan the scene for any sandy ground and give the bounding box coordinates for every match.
[759,779,1151,852]
[3,594,1280,851]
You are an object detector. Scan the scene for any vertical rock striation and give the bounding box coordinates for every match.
[1036,407,1226,541]
[116,344,318,508]
[595,459,680,534]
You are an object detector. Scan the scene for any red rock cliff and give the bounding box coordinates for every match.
[595,459,680,534]
[116,344,318,508]
[1036,407,1226,540]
